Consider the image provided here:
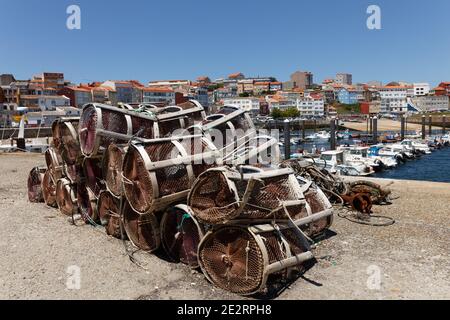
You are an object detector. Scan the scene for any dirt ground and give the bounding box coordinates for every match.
[0,153,449,300]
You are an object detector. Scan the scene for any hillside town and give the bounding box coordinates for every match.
[1,71,449,128]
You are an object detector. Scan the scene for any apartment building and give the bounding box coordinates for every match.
[266,95,296,111]
[409,95,449,112]
[223,97,260,115]
[58,86,92,108]
[290,71,313,90]
[213,86,238,102]
[142,87,175,105]
[91,86,117,105]
[148,80,191,93]
[336,73,352,85]
[32,72,66,89]
[101,81,137,103]
[296,94,325,117]
[413,83,430,96]
[378,85,410,114]
[337,88,358,104]
[237,80,254,95]
[20,95,70,111]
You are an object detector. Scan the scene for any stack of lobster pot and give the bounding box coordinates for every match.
[184,163,334,295]
[157,106,261,269]
[32,117,81,214]
[26,117,81,215]
[121,134,221,253]
[52,117,81,217]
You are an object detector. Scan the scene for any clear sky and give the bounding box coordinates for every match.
[1,0,450,86]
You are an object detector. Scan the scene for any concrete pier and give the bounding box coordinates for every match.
[0,153,448,300]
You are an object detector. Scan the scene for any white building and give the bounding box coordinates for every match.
[142,87,175,105]
[413,83,430,96]
[378,86,410,114]
[336,73,352,85]
[296,94,325,117]
[148,80,190,92]
[223,97,260,115]
[409,95,449,112]
[20,95,71,111]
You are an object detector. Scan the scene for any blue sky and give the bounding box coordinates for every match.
[1,0,450,86]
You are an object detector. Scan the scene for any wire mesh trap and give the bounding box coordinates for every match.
[160,204,205,268]
[188,166,332,228]
[223,135,281,167]
[98,190,126,239]
[196,107,256,152]
[45,147,65,182]
[122,200,160,252]
[27,167,46,203]
[76,181,99,224]
[102,144,127,197]
[154,101,206,137]
[122,135,220,214]
[51,117,79,153]
[55,178,78,216]
[54,118,81,166]
[63,163,83,185]
[78,103,157,157]
[42,169,57,207]
[198,224,314,295]
[82,157,105,197]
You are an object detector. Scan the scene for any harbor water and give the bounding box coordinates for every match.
[285,130,450,183]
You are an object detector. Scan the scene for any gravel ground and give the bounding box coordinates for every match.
[0,153,449,300]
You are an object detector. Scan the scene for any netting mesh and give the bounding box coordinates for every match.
[199,226,308,295]
[189,171,240,224]
[76,182,98,223]
[304,188,333,237]
[98,191,125,239]
[122,147,155,213]
[60,122,80,165]
[64,163,82,184]
[27,167,45,203]
[199,227,264,295]
[83,158,104,196]
[103,144,125,197]
[123,138,215,214]
[45,147,64,182]
[130,116,155,139]
[42,170,57,207]
[161,207,203,267]
[122,201,160,252]
[158,119,183,137]
[190,169,307,224]
[56,179,78,216]
[51,121,62,151]
[79,105,156,156]
[79,105,98,156]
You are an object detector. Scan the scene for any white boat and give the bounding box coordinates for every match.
[305,150,374,176]
[305,133,317,141]
[338,145,396,171]
[379,144,413,161]
[400,139,431,154]
[368,145,399,168]
[316,131,331,140]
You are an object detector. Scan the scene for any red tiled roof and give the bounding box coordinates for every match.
[228,72,244,79]
[143,86,174,93]
[66,86,91,92]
